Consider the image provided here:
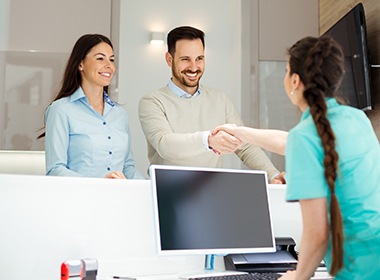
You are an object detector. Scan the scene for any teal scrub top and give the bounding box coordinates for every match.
[285,98,380,279]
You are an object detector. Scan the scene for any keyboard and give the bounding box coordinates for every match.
[189,272,281,280]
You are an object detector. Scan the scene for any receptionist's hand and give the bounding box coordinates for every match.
[271,171,286,184]
[208,129,243,155]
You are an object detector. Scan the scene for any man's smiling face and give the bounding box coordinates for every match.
[167,38,205,95]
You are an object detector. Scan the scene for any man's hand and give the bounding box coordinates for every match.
[271,171,286,184]
[104,170,127,179]
[208,130,243,155]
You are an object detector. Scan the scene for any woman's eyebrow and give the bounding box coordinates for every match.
[93,53,115,58]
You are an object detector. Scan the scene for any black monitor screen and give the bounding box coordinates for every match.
[150,165,276,255]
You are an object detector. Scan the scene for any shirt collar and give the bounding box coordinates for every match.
[301,98,339,121]
[70,87,86,102]
[69,87,115,107]
[103,92,115,107]
[168,78,201,98]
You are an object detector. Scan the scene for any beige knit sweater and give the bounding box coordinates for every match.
[138,84,279,180]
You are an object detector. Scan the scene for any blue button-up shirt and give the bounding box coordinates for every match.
[45,87,144,179]
[168,78,201,98]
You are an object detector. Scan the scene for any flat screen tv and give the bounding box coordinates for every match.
[150,165,276,278]
[323,3,372,111]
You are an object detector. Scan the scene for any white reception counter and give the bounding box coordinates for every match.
[0,174,304,280]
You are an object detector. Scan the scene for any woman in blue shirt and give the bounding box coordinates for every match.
[38,34,144,179]
[213,36,380,279]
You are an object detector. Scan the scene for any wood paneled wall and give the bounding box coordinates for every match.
[319,0,380,140]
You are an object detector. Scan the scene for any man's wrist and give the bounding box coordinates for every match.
[270,171,280,182]
[202,131,213,151]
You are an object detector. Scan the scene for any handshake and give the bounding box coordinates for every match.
[208,123,287,184]
[208,124,247,155]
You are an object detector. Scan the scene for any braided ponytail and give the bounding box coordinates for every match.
[288,36,345,275]
[306,91,343,276]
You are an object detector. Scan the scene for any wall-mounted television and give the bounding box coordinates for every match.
[323,3,372,111]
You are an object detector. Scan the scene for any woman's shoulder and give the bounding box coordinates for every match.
[339,103,367,117]
[330,102,372,127]
[47,97,71,112]
[290,115,315,134]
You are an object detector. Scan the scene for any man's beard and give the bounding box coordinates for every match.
[173,69,203,88]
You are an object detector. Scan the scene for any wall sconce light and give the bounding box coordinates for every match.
[150,32,165,45]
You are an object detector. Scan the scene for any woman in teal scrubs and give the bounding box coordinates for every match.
[213,36,380,279]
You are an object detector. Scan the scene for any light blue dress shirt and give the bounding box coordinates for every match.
[285,98,380,278]
[45,87,144,179]
[167,78,201,98]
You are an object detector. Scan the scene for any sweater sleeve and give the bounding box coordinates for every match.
[236,143,280,180]
[138,92,207,161]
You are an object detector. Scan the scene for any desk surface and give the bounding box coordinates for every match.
[0,174,304,280]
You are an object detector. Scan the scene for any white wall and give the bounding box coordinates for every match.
[117,0,243,176]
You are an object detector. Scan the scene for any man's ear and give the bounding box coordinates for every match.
[165,52,173,67]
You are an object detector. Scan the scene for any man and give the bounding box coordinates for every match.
[139,26,285,183]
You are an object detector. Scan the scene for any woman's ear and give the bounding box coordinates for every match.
[291,73,301,89]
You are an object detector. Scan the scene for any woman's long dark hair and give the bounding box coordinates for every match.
[288,36,345,276]
[37,34,113,139]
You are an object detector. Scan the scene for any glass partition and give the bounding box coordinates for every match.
[259,61,301,171]
[0,51,68,150]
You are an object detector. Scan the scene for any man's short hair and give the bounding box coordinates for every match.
[167,26,205,56]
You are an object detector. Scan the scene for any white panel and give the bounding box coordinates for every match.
[0,175,302,279]
[0,175,204,279]
[0,150,45,175]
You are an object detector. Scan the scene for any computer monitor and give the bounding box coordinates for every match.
[150,165,276,278]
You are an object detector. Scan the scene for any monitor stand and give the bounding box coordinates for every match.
[178,254,248,279]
